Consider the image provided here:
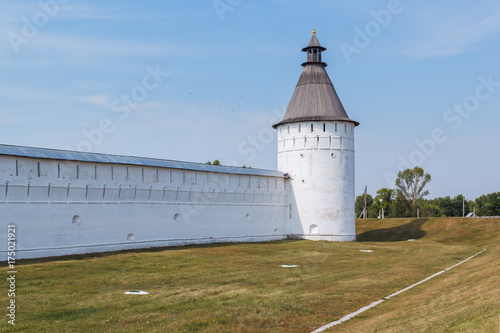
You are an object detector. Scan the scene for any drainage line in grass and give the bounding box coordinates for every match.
[310,248,487,333]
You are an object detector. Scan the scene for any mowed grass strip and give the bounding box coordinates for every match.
[334,218,500,333]
[334,244,500,333]
[1,218,498,332]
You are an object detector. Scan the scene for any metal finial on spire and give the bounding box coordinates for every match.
[312,29,316,35]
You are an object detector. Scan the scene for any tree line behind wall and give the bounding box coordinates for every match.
[355,167,500,218]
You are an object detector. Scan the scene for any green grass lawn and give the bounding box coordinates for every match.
[1,218,499,332]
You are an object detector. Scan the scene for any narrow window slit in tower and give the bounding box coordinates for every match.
[298,125,301,133]
[311,124,314,132]
[76,165,80,179]
[58,163,61,178]
[15,160,19,176]
[287,126,290,134]
[142,168,145,182]
[37,162,41,177]
[111,167,114,180]
[94,165,97,180]
[335,123,337,132]
[126,167,129,181]
[323,123,326,132]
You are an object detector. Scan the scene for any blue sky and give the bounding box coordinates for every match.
[1,0,499,200]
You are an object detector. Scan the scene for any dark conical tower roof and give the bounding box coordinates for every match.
[273,31,359,128]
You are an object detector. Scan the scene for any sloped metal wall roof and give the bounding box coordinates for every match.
[0,144,287,178]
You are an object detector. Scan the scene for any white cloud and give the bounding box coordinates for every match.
[140,102,167,109]
[84,94,167,110]
[28,34,195,58]
[85,93,111,107]
[402,10,500,59]
[0,87,76,102]
[0,2,174,23]
[0,2,191,57]
[0,115,33,126]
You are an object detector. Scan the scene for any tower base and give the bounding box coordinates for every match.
[289,234,356,242]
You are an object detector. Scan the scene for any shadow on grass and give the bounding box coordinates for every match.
[357,218,428,242]
[16,239,304,265]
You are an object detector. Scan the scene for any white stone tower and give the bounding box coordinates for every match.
[273,31,359,241]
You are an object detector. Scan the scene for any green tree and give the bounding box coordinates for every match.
[452,194,468,217]
[432,195,468,217]
[487,192,500,216]
[368,201,381,218]
[476,192,500,216]
[390,191,411,217]
[436,196,452,217]
[206,160,221,166]
[355,193,373,218]
[395,166,431,207]
[420,199,439,217]
[374,188,394,217]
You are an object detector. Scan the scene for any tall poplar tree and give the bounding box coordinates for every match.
[395,166,431,207]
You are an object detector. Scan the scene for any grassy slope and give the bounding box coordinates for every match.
[0,218,498,332]
[336,218,500,333]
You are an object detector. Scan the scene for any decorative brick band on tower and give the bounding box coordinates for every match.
[273,31,359,241]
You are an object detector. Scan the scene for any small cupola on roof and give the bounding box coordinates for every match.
[273,31,359,128]
[302,29,327,67]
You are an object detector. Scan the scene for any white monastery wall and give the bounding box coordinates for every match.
[0,33,359,260]
[277,121,356,241]
[0,155,289,259]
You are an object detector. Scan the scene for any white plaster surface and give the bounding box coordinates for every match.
[0,156,288,259]
[0,119,356,259]
[277,121,356,242]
